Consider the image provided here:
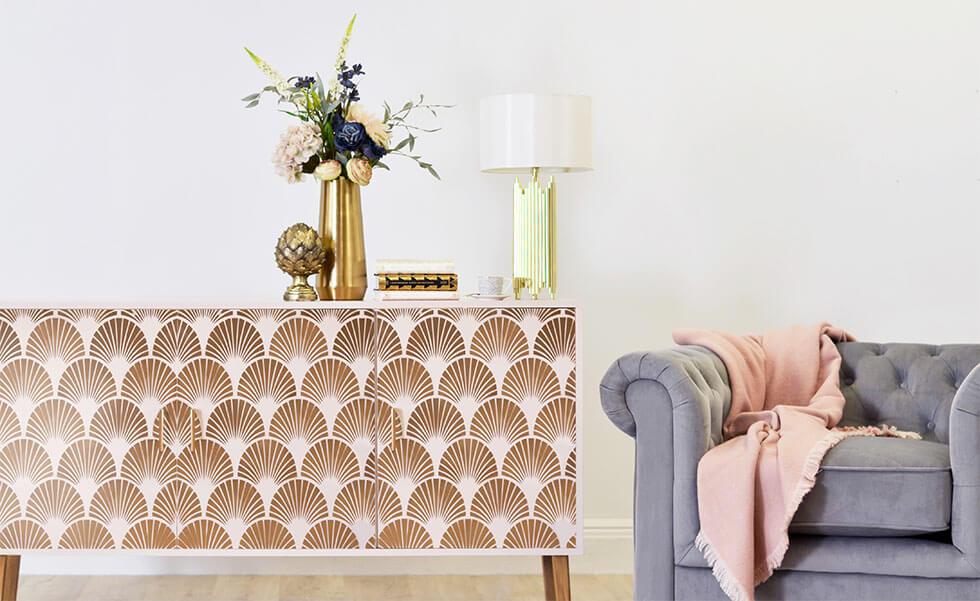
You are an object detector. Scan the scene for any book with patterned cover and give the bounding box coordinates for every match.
[375,273,458,291]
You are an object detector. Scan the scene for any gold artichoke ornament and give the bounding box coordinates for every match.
[275,223,327,301]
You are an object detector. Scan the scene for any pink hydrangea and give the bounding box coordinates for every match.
[271,123,322,183]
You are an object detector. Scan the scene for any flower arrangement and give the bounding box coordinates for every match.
[243,14,449,185]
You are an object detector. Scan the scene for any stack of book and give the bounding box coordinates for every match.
[375,260,459,300]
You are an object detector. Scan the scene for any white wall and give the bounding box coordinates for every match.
[1,0,978,576]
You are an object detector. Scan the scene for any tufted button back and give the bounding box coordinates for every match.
[837,342,980,442]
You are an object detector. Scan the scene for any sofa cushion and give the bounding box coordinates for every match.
[789,436,951,537]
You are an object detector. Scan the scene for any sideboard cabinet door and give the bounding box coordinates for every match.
[0,308,381,553]
[168,309,378,551]
[0,309,176,550]
[374,307,578,551]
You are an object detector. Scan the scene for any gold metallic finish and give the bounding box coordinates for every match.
[318,177,368,301]
[283,275,318,302]
[391,407,404,442]
[190,407,201,453]
[157,407,167,452]
[512,168,557,299]
[275,223,326,302]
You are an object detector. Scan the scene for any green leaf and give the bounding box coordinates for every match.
[401,101,413,112]
[374,161,390,170]
[392,138,409,152]
[344,13,357,39]
[241,93,260,101]
[408,133,415,151]
[315,73,326,104]
[322,121,335,155]
[245,99,259,108]
[427,166,440,180]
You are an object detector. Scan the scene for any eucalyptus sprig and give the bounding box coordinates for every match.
[383,94,454,179]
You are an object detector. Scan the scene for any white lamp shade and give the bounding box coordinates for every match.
[480,94,592,174]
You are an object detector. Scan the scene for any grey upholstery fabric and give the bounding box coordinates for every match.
[600,346,730,441]
[675,567,980,601]
[790,437,952,536]
[838,343,980,442]
[951,365,980,579]
[602,342,980,601]
[679,535,980,579]
[600,347,731,601]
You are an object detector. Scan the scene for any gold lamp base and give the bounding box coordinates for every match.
[283,275,318,301]
[512,167,557,300]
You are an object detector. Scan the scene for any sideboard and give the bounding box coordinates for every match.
[0,301,579,600]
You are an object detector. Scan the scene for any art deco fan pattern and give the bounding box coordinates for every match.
[375,308,577,550]
[0,306,578,552]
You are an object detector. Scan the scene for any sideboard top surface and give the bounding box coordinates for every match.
[0,300,577,310]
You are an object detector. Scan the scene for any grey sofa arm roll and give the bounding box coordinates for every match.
[599,347,731,600]
[599,346,731,439]
[950,364,980,575]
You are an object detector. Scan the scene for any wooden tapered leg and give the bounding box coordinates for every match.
[0,556,19,601]
[542,555,570,601]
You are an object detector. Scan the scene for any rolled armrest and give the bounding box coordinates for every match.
[600,346,731,441]
[950,364,980,574]
[599,346,731,600]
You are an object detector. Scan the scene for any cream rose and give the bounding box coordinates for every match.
[314,160,341,182]
[346,103,390,149]
[347,157,373,186]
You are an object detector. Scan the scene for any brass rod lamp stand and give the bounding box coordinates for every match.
[512,166,557,299]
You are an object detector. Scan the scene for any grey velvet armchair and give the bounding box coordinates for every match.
[601,342,980,601]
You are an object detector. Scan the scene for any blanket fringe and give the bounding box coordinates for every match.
[835,424,922,440]
[695,531,750,601]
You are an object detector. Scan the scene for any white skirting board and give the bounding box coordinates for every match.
[20,520,632,576]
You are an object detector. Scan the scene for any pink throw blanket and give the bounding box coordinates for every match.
[673,324,916,601]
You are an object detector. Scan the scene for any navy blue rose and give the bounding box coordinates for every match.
[334,121,366,152]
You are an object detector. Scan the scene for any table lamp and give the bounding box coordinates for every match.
[479,94,592,299]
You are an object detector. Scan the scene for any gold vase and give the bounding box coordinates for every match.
[317,177,367,300]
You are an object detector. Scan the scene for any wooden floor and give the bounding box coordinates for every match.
[18,575,633,601]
